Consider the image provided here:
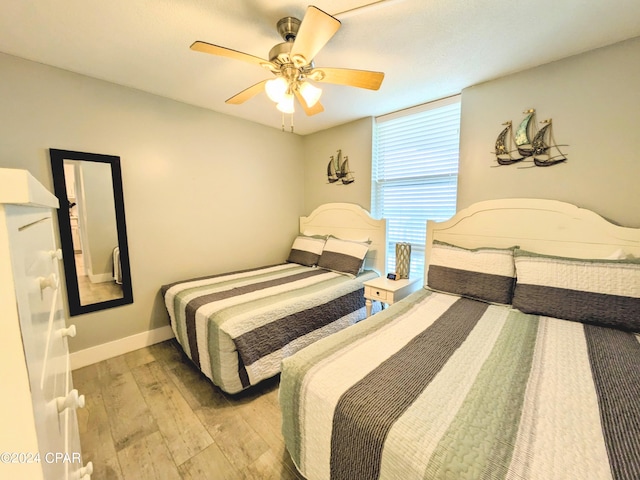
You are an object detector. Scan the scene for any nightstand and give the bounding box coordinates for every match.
[363,276,421,317]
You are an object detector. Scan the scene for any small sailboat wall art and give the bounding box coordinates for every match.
[514,108,537,158]
[327,155,340,183]
[530,119,568,167]
[340,156,355,184]
[493,109,535,165]
[326,149,355,184]
[494,120,524,165]
[493,109,567,167]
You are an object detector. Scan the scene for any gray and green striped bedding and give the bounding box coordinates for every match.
[280,288,640,480]
[162,263,378,394]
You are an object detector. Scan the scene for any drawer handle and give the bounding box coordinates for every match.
[48,249,63,260]
[80,461,94,479]
[59,325,77,338]
[376,291,381,296]
[56,389,85,413]
[39,273,58,291]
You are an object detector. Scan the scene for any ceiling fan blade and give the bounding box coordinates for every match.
[190,41,277,72]
[309,67,385,90]
[225,79,268,105]
[290,6,341,68]
[294,89,324,116]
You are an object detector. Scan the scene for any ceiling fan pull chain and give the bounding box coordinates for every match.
[281,111,285,132]
[290,113,294,133]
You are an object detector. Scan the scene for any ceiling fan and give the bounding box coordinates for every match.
[190,5,385,117]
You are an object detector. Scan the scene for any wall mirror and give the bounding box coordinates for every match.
[50,149,133,316]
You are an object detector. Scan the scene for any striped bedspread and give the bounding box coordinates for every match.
[280,288,640,480]
[162,263,378,394]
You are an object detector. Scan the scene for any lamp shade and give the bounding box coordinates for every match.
[276,93,295,113]
[396,242,411,279]
[299,81,322,107]
[265,77,288,103]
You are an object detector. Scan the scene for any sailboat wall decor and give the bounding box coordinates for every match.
[493,109,568,167]
[326,149,355,184]
[494,121,524,165]
[514,109,537,158]
[530,119,568,166]
[327,154,340,183]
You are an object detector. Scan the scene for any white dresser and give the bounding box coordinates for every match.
[0,168,92,480]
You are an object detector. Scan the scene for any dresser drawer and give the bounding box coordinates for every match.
[365,285,389,302]
[43,311,73,402]
[17,215,65,389]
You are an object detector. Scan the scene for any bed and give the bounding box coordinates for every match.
[161,203,386,394]
[280,198,640,480]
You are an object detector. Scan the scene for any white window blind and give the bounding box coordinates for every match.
[372,95,461,278]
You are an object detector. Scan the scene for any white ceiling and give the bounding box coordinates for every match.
[2,0,640,135]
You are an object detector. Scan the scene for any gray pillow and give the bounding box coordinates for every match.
[513,249,640,332]
[286,235,326,267]
[317,236,370,277]
[427,240,517,304]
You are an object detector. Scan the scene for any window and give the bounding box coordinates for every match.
[372,95,461,278]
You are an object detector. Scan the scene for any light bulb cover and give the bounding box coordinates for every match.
[276,93,295,114]
[299,81,322,107]
[265,77,288,103]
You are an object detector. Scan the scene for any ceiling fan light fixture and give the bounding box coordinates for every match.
[299,81,322,107]
[265,77,288,103]
[276,93,295,114]
[190,5,384,127]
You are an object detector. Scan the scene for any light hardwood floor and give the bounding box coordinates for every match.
[73,339,305,480]
[75,252,124,305]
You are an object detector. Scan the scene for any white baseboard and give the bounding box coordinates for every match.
[70,325,175,370]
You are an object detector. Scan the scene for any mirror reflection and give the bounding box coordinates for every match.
[50,149,133,316]
[63,160,124,305]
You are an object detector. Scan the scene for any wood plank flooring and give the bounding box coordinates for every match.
[75,252,124,304]
[73,339,305,480]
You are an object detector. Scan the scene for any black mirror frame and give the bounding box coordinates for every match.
[50,148,133,315]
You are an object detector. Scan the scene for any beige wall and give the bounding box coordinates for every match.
[304,38,640,230]
[302,117,374,213]
[0,52,304,352]
[2,35,639,353]
[458,36,640,228]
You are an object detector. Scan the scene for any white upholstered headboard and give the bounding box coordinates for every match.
[425,198,640,283]
[300,203,387,276]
